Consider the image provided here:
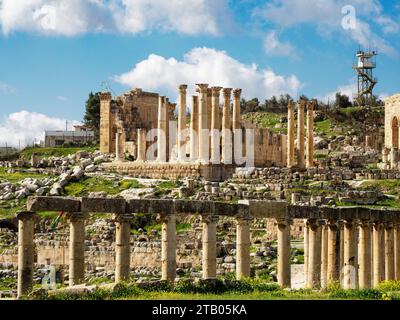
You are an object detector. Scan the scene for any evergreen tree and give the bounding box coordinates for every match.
[83,92,101,138]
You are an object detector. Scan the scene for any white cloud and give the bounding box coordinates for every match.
[320,81,357,103]
[254,0,398,57]
[263,30,298,59]
[0,81,16,94]
[0,110,80,147]
[114,47,303,101]
[0,0,229,36]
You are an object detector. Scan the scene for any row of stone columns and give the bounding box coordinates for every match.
[287,100,315,169]
[149,84,242,164]
[16,212,253,297]
[303,219,400,289]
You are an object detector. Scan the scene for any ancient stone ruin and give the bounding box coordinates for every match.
[99,84,287,181]
[14,196,400,297]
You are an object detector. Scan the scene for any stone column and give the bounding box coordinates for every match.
[307,219,322,289]
[303,219,309,284]
[207,88,212,132]
[359,220,372,289]
[190,96,199,161]
[114,214,133,283]
[339,221,345,271]
[395,224,400,280]
[211,87,222,164]
[306,100,314,168]
[393,223,400,281]
[115,131,124,162]
[160,214,176,282]
[178,85,188,162]
[100,92,112,154]
[67,212,87,286]
[232,89,242,130]
[222,88,233,165]
[382,147,389,163]
[297,100,305,168]
[321,221,328,288]
[277,218,292,288]
[327,220,341,284]
[287,100,295,167]
[384,222,395,280]
[236,217,251,280]
[196,84,209,163]
[136,129,147,162]
[202,215,218,279]
[373,222,385,287]
[343,219,358,289]
[17,212,36,298]
[157,96,167,162]
[391,148,398,169]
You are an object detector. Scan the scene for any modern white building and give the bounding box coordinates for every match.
[43,125,95,147]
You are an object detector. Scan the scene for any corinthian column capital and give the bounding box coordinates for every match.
[233,88,242,98]
[223,88,232,98]
[196,83,209,93]
[211,86,222,96]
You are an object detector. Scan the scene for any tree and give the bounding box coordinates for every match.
[334,92,352,109]
[83,92,101,138]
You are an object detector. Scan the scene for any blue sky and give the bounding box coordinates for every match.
[0,0,399,146]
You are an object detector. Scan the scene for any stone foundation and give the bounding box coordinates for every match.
[102,162,236,182]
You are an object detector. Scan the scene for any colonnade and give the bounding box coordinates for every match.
[287,100,315,168]
[303,218,400,289]
[136,84,242,164]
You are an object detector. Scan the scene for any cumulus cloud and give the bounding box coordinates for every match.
[319,81,357,103]
[263,30,298,59]
[0,0,229,36]
[114,47,303,101]
[254,0,398,57]
[0,110,80,148]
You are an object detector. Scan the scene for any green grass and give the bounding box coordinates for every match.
[242,112,286,134]
[64,177,143,197]
[0,167,52,183]
[27,279,400,300]
[0,199,27,219]
[20,146,98,160]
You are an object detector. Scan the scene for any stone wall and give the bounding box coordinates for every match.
[384,93,400,149]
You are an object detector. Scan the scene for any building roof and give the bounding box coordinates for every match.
[44,130,95,137]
